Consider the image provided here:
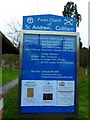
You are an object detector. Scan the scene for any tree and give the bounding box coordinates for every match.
[62,2,82,27]
[79,37,83,49]
[80,47,88,67]
[6,19,21,48]
[62,1,83,49]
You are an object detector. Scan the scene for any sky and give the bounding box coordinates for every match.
[0,0,89,47]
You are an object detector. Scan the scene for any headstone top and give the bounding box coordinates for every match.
[23,14,76,32]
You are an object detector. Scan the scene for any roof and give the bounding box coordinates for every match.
[0,31,19,54]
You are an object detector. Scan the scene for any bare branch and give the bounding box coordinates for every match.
[5,19,21,47]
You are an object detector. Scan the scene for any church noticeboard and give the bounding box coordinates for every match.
[19,14,79,118]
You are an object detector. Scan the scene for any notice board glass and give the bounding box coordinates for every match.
[19,31,79,118]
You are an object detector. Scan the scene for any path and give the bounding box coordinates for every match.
[0,78,18,119]
[1,78,18,96]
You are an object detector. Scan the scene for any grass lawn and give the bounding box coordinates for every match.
[3,73,89,119]
[2,68,18,86]
[78,80,88,118]
[3,86,18,118]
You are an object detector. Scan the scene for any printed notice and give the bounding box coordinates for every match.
[56,81,75,106]
[42,81,57,106]
[21,80,43,106]
[21,80,57,106]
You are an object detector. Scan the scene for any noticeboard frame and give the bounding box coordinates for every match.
[18,30,79,118]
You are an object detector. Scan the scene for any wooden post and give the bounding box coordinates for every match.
[0,93,3,120]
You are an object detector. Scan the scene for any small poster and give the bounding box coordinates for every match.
[27,88,34,98]
[56,81,75,106]
[42,81,57,106]
[43,94,53,100]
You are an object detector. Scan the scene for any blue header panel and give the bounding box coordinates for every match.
[23,14,76,32]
